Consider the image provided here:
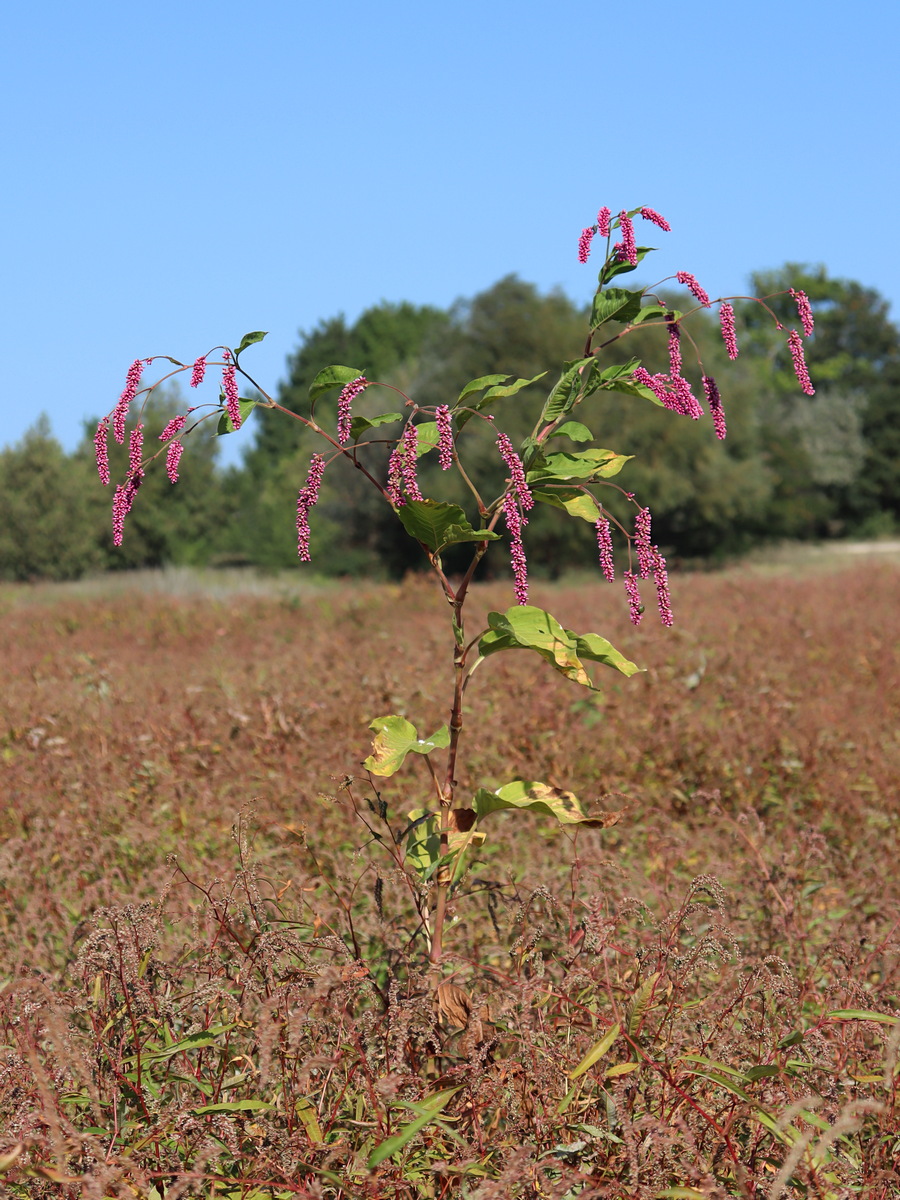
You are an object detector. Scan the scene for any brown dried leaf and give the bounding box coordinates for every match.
[436,981,472,1029]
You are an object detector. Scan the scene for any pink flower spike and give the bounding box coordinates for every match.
[166,440,184,484]
[624,571,643,626]
[787,329,815,395]
[634,507,653,579]
[190,356,207,388]
[791,288,814,337]
[633,367,670,406]
[595,518,615,582]
[159,414,187,442]
[504,493,529,605]
[400,423,423,500]
[719,302,738,359]
[94,418,110,486]
[128,423,145,478]
[618,211,637,266]
[702,376,727,440]
[667,320,682,376]
[436,405,453,470]
[651,547,674,627]
[296,454,326,561]
[386,445,405,507]
[337,375,368,445]
[222,362,241,430]
[578,226,596,264]
[676,271,711,308]
[640,207,671,232]
[597,207,611,237]
[111,476,141,547]
[113,358,145,444]
[673,374,704,420]
[496,432,533,510]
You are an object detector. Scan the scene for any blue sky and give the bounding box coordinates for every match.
[2,0,898,466]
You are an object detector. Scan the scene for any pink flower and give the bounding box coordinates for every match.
[222,358,241,430]
[504,493,529,605]
[640,207,671,232]
[296,454,326,561]
[159,414,187,442]
[667,320,682,375]
[111,476,141,547]
[436,405,453,469]
[672,374,703,420]
[94,418,110,486]
[676,271,711,307]
[190,356,207,388]
[337,375,368,445]
[618,211,637,266]
[113,359,145,444]
[651,547,673,627]
[633,366,671,406]
[166,440,184,484]
[790,288,814,337]
[624,571,643,626]
[787,329,815,395]
[496,432,533,510]
[719,302,738,359]
[634,507,653,579]
[702,376,727,440]
[578,226,596,264]
[595,518,615,582]
[386,445,405,506]
[597,207,611,238]
[401,423,423,500]
[128,424,144,479]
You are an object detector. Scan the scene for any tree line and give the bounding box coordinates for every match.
[2,265,898,582]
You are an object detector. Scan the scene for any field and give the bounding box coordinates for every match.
[1,554,898,1198]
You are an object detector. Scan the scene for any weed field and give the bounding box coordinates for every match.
[1,559,898,1197]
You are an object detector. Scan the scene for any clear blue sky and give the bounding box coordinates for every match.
[2,0,898,466]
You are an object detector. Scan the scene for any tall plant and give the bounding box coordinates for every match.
[95,205,816,966]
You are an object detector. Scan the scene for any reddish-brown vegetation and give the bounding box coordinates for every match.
[0,561,898,1197]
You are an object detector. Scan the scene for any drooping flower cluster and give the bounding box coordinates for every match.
[190,356,207,388]
[158,414,187,442]
[787,329,815,395]
[651,547,674,627]
[640,207,671,232]
[496,432,533,512]
[624,571,643,626]
[719,302,739,359]
[667,319,682,375]
[791,288,815,337]
[597,207,612,238]
[618,211,638,266]
[166,441,184,484]
[702,376,727,440]
[222,355,241,430]
[337,375,368,445]
[634,507,653,578]
[504,494,529,605]
[112,359,146,444]
[110,423,146,547]
[387,423,424,506]
[595,517,615,582]
[676,271,711,307]
[435,405,453,470]
[296,454,326,561]
[633,367,704,421]
[94,418,110,486]
[578,227,596,264]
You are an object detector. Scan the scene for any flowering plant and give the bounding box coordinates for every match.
[96,206,815,964]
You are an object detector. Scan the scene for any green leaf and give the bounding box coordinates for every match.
[126,1024,235,1063]
[539,358,594,424]
[599,245,653,283]
[527,448,633,483]
[569,1023,621,1079]
[193,1099,272,1115]
[395,499,500,552]
[591,288,642,328]
[348,411,403,440]
[631,306,679,325]
[308,364,364,402]
[532,488,601,523]
[826,1009,899,1024]
[744,1064,781,1081]
[367,1087,459,1168]
[456,373,510,405]
[412,421,440,456]
[455,372,546,430]
[234,331,268,356]
[602,379,664,406]
[363,715,450,778]
[216,399,257,434]
[548,421,593,443]
[479,606,641,689]
[599,358,641,380]
[472,780,618,828]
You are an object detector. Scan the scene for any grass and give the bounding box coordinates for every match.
[0,557,898,1197]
